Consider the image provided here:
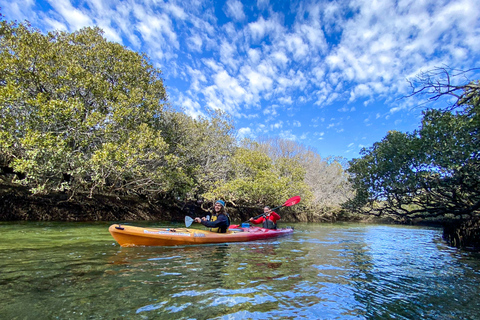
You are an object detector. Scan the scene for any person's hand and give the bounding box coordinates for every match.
[194,217,201,223]
[201,217,207,221]
[249,218,253,221]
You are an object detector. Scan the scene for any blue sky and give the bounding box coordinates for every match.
[1,0,479,160]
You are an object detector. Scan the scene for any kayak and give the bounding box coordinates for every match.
[108,224,294,247]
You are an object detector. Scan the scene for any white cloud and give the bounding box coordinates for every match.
[270,50,289,67]
[220,41,240,71]
[186,66,207,92]
[186,34,203,52]
[0,0,35,21]
[278,96,293,105]
[322,0,480,104]
[164,2,187,20]
[247,16,283,43]
[208,70,250,112]
[241,66,274,94]
[247,48,262,64]
[48,0,93,31]
[272,121,283,129]
[179,95,204,119]
[237,127,254,139]
[279,130,297,140]
[283,34,309,61]
[314,131,325,140]
[389,105,405,113]
[224,0,246,22]
[43,17,68,31]
[136,12,179,49]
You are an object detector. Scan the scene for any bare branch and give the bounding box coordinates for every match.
[405,66,480,110]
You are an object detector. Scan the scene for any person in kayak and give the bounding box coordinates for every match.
[249,206,280,229]
[194,200,230,233]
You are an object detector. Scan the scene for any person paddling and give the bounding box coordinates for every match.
[249,206,280,229]
[194,200,230,233]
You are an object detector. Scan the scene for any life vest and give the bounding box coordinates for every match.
[209,213,230,233]
[262,217,277,229]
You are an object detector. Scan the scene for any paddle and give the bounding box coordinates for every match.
[185,216,194,227]
[185,215,210,228]
[246,196,301,222]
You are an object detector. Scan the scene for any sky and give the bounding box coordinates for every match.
[1,0,479,160]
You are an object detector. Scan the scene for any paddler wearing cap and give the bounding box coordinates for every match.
[194,200,230,233]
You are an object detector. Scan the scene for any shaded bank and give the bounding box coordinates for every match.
[443,217,480,252]
[0,184,276,223]
[0,184,185,222]
[0,184,311,223]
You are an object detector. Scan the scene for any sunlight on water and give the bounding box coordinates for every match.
[1,221,479,319]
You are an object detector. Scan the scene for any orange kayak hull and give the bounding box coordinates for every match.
[108,224,294,247]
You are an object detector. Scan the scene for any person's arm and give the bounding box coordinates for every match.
[250,216,265,224]
[201,215,228,228]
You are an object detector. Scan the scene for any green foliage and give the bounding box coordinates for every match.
[204,142,311,208]
[346,82,480,219]
[0,19,171,195]
[157,109,235,198]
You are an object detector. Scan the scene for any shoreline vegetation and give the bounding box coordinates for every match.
[1,16,479,251]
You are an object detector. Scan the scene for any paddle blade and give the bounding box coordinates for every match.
[284,196,301,207]
[185,216,194,228]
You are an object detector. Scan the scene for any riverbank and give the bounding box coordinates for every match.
[0,184,184,222]
[0,184,333,223]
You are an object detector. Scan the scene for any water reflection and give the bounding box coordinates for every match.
[1,222,480,319]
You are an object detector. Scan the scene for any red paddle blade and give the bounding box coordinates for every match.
[283,196,301,207]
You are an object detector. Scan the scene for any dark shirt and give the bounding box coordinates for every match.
[200,213,230,233]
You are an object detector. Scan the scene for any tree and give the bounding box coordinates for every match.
[345,68,480,220]
[156,108,235,200]
[204,140,311,209]
[254,137,353,213]
[300,152,353,210]
[0,18,173,196]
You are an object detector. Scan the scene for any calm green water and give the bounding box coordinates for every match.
[1,221,479,319]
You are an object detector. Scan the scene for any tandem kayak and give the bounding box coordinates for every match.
[108,224,294,247]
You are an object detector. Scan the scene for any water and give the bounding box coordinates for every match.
[1,221,479,319]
